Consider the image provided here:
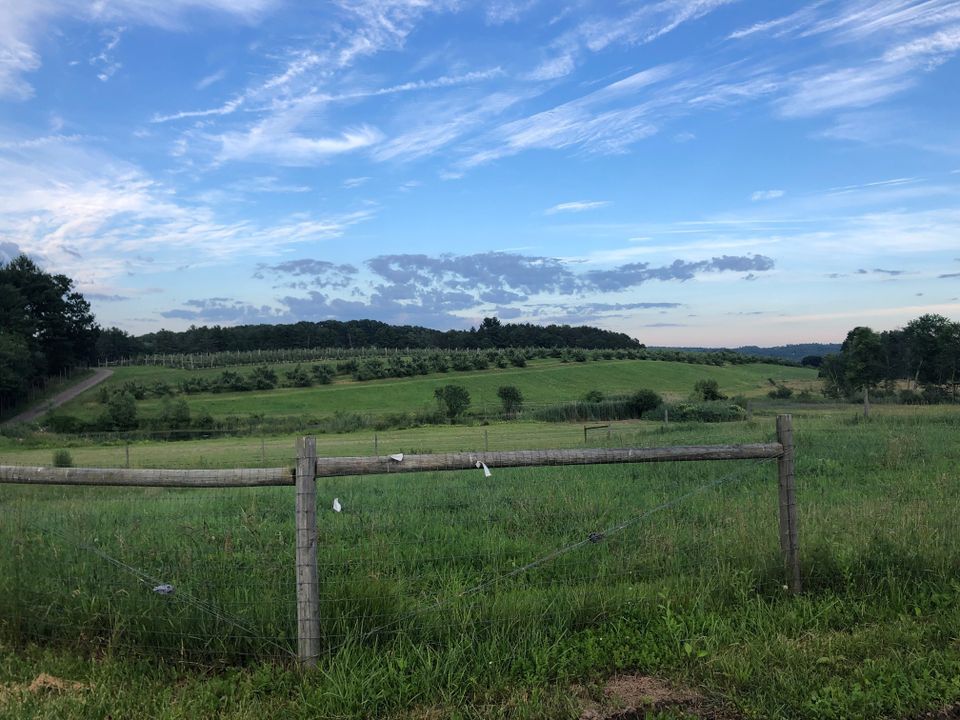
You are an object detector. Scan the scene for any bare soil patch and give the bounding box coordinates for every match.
[577,674,739,720]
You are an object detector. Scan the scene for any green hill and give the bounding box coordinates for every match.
[56,358,817,424]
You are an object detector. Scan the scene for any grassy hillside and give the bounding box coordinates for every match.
[56,358,817,423]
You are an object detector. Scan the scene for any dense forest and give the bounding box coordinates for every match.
[821,315,960,402]
[0,256,99,414]
[130,316,641,355]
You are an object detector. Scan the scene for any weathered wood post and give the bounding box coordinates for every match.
[863,386,870,418]
[296,436,320,666]
[776,415,801,593]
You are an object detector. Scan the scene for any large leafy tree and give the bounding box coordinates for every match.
[0,255,99,411]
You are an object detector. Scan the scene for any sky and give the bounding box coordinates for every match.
[0,0,959,346]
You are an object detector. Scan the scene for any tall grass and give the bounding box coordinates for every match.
[1,408,959,718]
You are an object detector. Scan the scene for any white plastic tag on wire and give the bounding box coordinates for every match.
[333,497,342,513]
[389,453,404,462]
[475,460,491,477]
[152,584,175,595]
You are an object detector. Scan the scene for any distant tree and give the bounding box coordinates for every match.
[800,355,823,368]
[311,363,335,384]
[693,378,726,401]
[629,389,663,416]
[250,365,278,390]
[284,364,313,387]
[582,389,604,403]
[95,327,144,362]
[840,326,884,393]
[159,397,191,429]
[104,390,137,430]
[497,385,524,416]
[434,384,471,422]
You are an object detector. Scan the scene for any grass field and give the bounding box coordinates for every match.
[1,405,959,719]
[53,359,817,423]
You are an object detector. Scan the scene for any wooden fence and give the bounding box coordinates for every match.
[0,414,799,666]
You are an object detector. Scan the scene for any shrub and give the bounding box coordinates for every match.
[497,385,524,416]
[159,397,191,429]
[46,414,84,434]
[434,385,471,422]
[284,364,313,387]
[354,359,386,381]
[194,407,215,430]
[629,389,663,417]
[250,365,278,390]
[898,388,923,405]
[103,390,138,430]
[662,401,745,422]
[768,384,794,399]
[693,379,726,401]
[52,449,73,467]
[311,364,335,384]
[582,390,605,403]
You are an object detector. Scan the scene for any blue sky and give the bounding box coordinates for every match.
[1,0,958,346]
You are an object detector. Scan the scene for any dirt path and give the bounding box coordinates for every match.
[3,368,113,426]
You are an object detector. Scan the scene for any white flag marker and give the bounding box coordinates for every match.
[333,498,342,513]
[475,460,491,477]
[389,453,404,462]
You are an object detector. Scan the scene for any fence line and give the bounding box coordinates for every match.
[0,416,799,667]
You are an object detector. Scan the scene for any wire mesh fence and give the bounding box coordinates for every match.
[0,447,787,665]
[2,409,957,668]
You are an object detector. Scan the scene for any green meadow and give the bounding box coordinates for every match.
[1,399,959,719]
[55,358,817,423]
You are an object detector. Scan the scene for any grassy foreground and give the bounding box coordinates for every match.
[1,406,959,719]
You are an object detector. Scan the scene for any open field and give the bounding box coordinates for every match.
[1,405,959,718]
[52,358,817,423]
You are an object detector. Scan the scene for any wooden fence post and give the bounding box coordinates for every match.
[296,436,320,667]
[776,415,801,594]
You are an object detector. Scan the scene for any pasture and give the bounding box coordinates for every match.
[52,358,817,424]
[1,404,959,719]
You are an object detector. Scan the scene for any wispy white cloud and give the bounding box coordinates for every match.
[0,135,373,286]
[343,176,371,188]
[0,0,276,100]
[546,200,611,214]
[195,68,227,90]
[751,189,784,201]
[217,121,383,165]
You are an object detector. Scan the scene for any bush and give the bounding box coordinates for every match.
[284,364,313,387]
[159,397,191,429]
[46,414,84,434]
[662,401,745,422]
[194,407,215,430]
[434,385,471,422]
[693,379,726,401]
[582,390,605,403]
[103,390,138,430]
[629,389,663,417]
[250,365,278,390]
[768,384,794,399]
[52,449,73,467]
[898,388,923,405]
[497,385,524,416]
[311,364,335,384]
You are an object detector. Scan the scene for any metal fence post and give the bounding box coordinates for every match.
[296,436,320,666]
[776,414,801,593]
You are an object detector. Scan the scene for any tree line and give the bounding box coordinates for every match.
[0,256,99,414]
[820,314,960,402]
[118,316,642,358]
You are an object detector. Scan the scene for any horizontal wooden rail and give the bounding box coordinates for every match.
[314,444,783,478]
[0,444,782,487]
[0,465,294,487]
